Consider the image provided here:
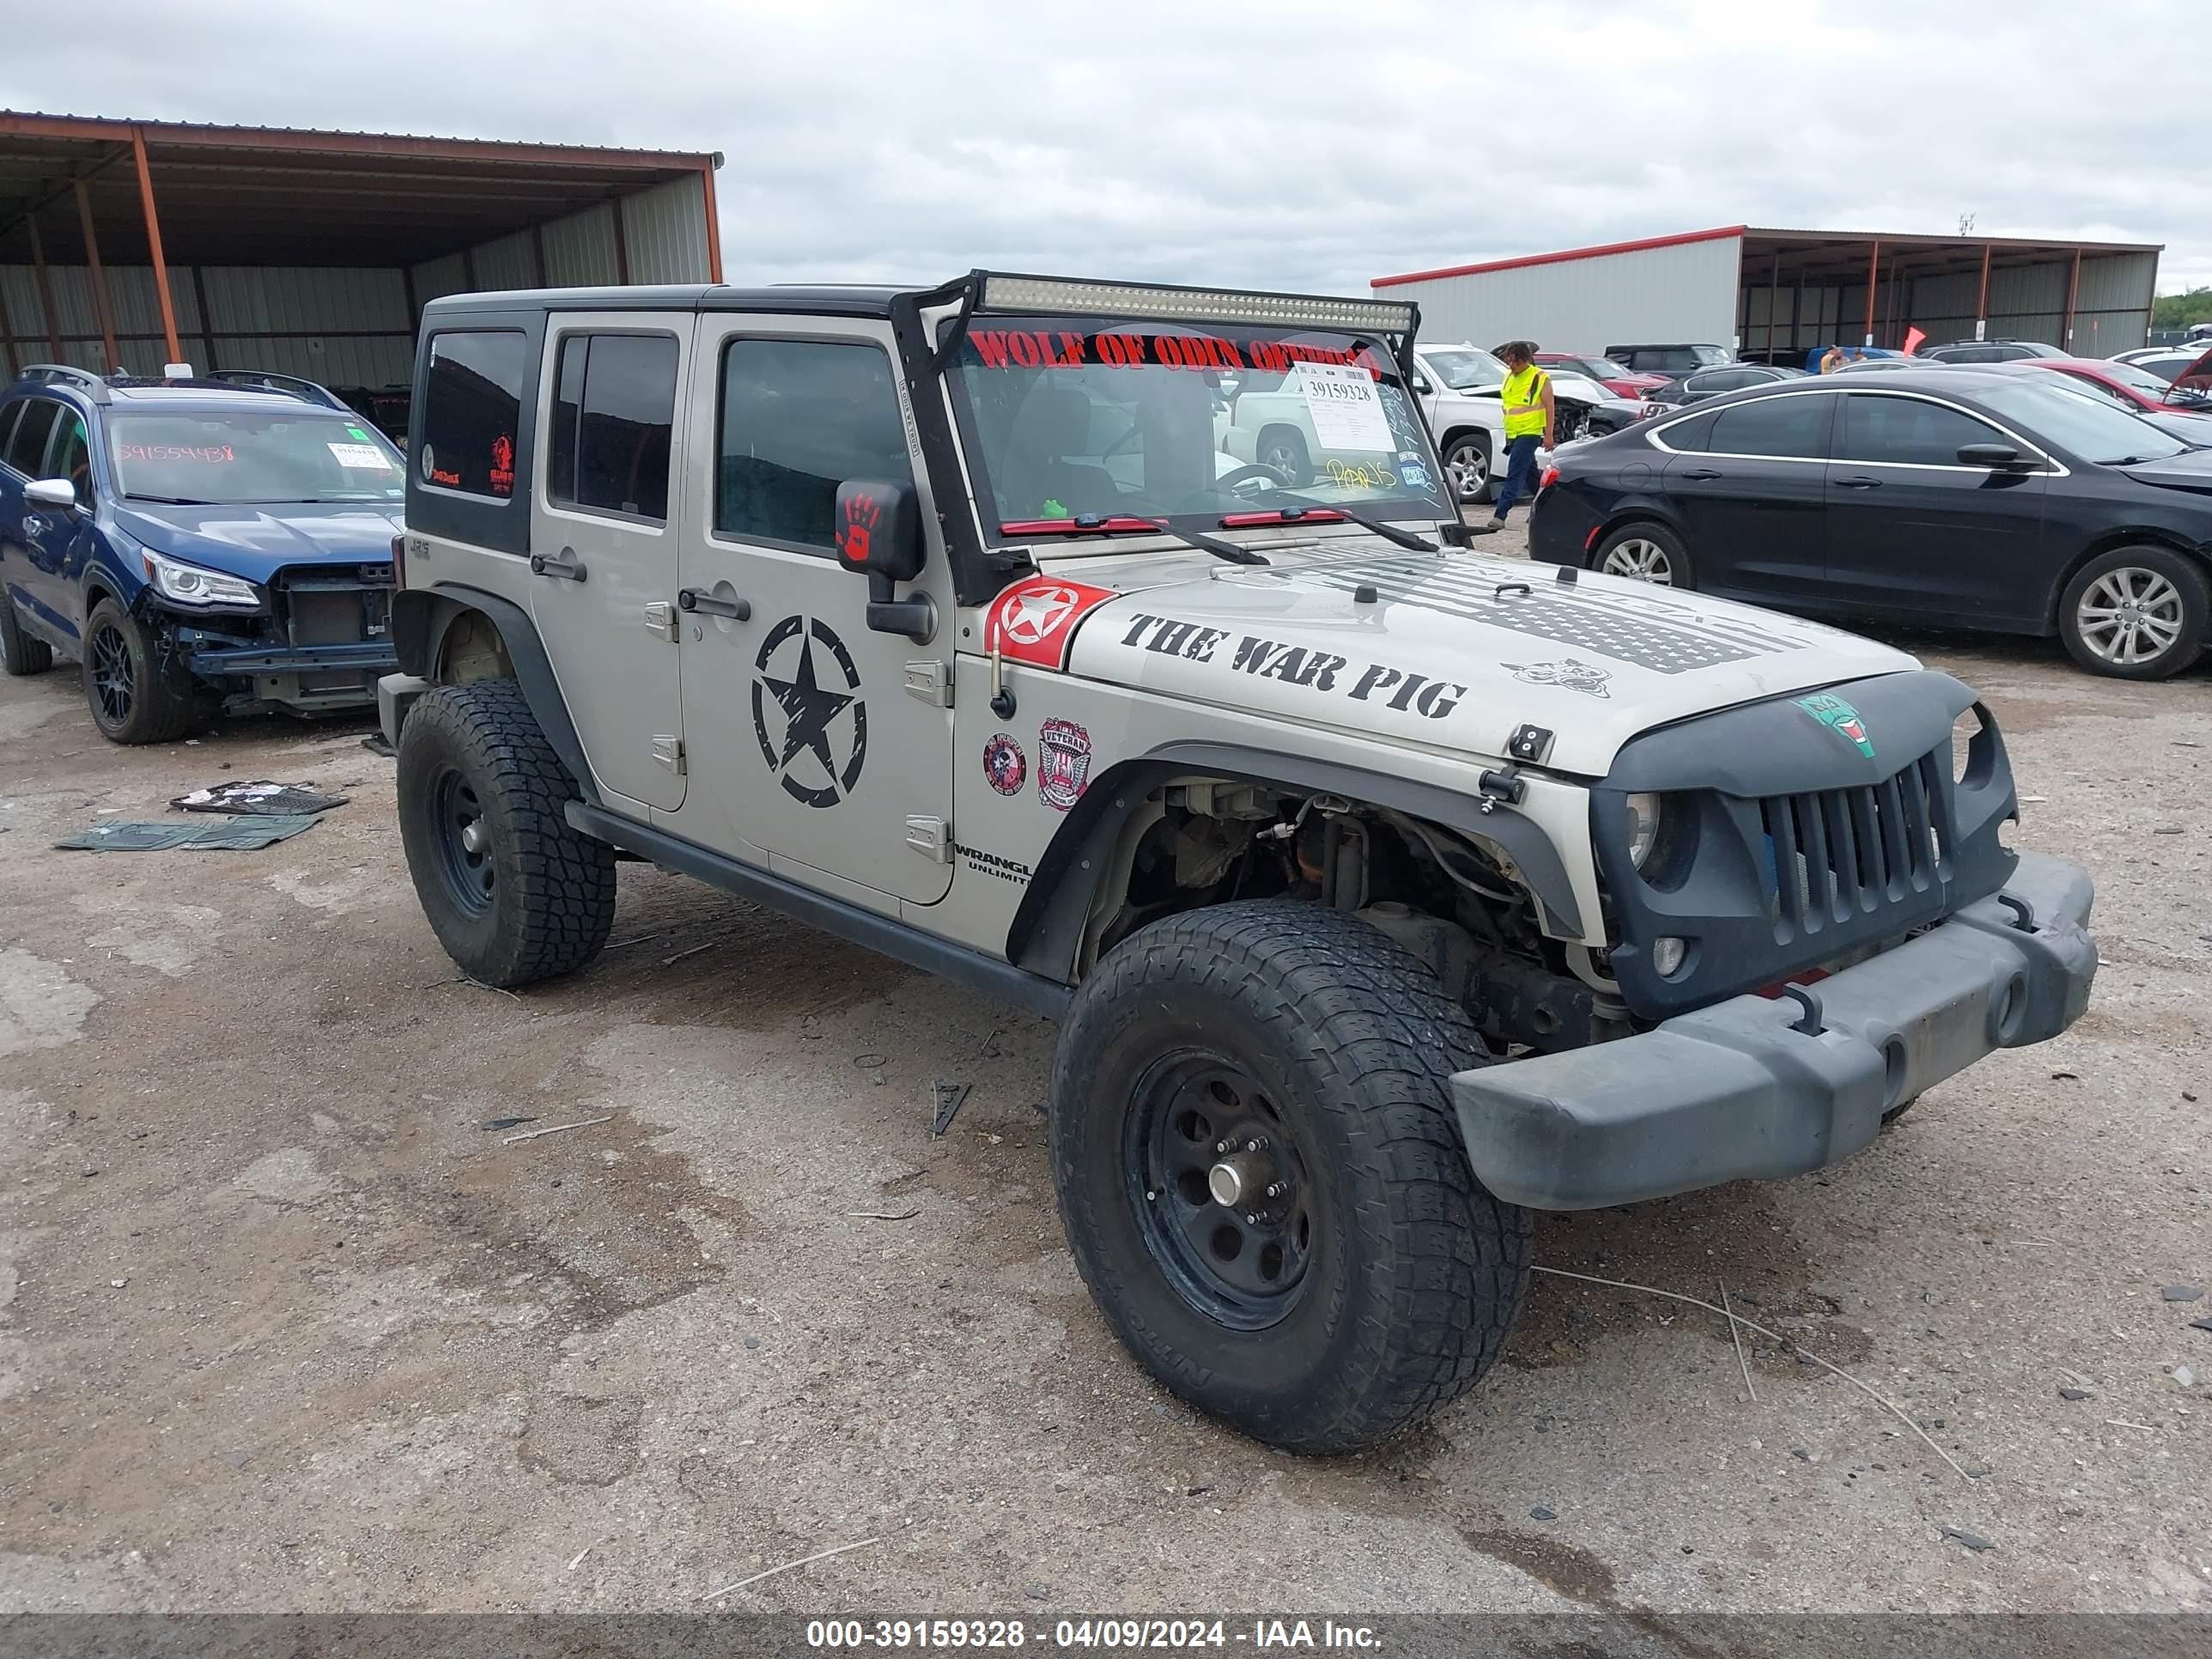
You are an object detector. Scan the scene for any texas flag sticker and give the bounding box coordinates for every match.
[986,576,1119,672]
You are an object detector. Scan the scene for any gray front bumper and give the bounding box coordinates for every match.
[1452,849,2096,1211]
[377,672,430,750]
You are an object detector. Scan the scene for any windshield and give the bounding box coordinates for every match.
[951,317,1454,530]
[1421,349,1504,390]
[1977,380,2189,465]
[107,410,404,505]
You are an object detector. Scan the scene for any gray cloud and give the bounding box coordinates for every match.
[13,0,2206,295]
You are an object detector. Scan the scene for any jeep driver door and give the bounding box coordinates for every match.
[672,318,955,907]
[528,316,690,811]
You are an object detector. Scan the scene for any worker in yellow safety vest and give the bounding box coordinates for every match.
[1471,340,1553,533]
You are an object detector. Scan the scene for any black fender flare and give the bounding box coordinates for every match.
[390,581,599,806]
[1006,741,1584,982]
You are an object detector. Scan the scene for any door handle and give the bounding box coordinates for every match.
[1834,476,1882,490]
[529,548,587,582]
[678,586,750,622]
[1678,467,1723,481]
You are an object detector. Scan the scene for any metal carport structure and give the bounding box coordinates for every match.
[0,112,722,416]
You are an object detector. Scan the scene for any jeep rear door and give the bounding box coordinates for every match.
[527,316,690,811]
[668,314,955,907]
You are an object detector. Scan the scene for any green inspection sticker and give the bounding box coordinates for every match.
[1794,692,1874,758]
[347,426,372,441]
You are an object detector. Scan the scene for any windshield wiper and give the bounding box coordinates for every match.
[1256,497,1438,553]
[125,494,216,507]
[999,514,1267,567]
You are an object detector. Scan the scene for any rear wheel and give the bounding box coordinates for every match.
[81,597,195,744]
[0,594,53,676]
[1443,433,1494,506]
[1595,521,1692,588]
[1256,428,1312,487]
[1050,901,1531,1454]
[396,679,617,988]
[2057,546,2207,679]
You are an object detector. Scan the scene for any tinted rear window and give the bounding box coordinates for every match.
[546,332,680,522]
[4,398,59,476]
[1706,393,1832,459]
[419,331,528,498]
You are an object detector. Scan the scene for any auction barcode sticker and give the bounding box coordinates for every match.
[327,442,394,470]
[1296,362,1393,453]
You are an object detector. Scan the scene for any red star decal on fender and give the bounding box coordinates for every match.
[985,576,1118,671]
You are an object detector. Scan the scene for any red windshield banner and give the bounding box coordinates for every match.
[967,329,1387,379]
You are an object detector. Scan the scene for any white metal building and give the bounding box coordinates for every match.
[1,112,723,423]
[1374,225,2164,362]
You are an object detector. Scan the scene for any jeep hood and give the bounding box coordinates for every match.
[1060,544,1919,776]
[115,501,402,583]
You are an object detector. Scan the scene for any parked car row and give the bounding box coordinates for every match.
[1532,365,2212,678]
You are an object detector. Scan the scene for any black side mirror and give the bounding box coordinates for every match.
[835,478,934,642]
[1956,443,2033,471]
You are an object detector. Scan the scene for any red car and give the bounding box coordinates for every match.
[1534,351,1669,400]
[2012,353,2212,422]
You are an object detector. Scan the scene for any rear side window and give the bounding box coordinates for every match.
[546,332,680,522]
[5,398,60,477]
[1654,410,1717,453]
[1839,394,2003,465]
[1707,394,1832,459]
[419,331,527,498]
[714,337,914,555]
[50,410,92,504]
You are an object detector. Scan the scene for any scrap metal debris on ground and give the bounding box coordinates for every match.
[55,815,322,853]
[171,781,349,816]
[930,1079,974,1138]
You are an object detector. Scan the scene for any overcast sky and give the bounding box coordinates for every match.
[9,0,2206,297]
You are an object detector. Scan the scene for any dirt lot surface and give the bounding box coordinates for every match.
[2,544,2208,1619]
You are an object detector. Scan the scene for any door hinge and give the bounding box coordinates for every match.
[904,659,953,708]
[904,815,951,863]
[643,601,678,642]
[651,736,686,775]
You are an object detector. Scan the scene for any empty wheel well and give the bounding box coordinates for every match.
[2045,532,2211,633]
[436,608,516,683]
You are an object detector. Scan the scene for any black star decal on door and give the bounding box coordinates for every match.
[750,616,868,807]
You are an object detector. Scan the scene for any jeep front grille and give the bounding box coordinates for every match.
[1757,747,1951,946]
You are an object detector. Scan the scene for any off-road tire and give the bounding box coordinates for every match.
[1050,900,1532,1455]
[1443,432,1494,506]
[2057,544,2208,680]
[397,679,616,988]
[1880,1095,1919,1127]
[0,594,53,676]
[1594,520,1694,588]
[82,596,194,744]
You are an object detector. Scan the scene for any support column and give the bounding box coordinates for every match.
[1863,240,1880,349]
[25,214,64,360]
[73,180,120,370]
[1766,250,1779,358]
[612,198,631,284]
[532,222,550,288]
[699,164,723,284]
[0,271,19,379]
[191,264,219,371]
[2062,248,2081,350]
[131,128,183,367]
[1975,244,1991,342]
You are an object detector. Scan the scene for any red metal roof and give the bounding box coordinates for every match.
[1372,226,1747,289]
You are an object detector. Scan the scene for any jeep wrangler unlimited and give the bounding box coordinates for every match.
[380,274,2096,1455]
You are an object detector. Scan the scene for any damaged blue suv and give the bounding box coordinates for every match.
[0,365,403,743]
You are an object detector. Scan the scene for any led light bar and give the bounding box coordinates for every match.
[979,274,1415,336]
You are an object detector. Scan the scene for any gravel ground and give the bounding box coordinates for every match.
[1,544,2207,1618]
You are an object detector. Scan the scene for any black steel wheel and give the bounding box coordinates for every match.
[396,678,617,987]
[1052,900,1531,1455]
[80,596,195,744]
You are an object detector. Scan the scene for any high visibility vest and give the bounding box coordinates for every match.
[1502,366,1548,439]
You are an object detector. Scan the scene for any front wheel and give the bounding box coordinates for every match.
[2057,546,2207,680]
[1050,901,1532,1455]
[82,597,195,744]
[1594,521,1693,588]
[396,679,617,987]
[1443,433,1494,505]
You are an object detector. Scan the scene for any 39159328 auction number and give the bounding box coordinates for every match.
[807,1620,1028,1648]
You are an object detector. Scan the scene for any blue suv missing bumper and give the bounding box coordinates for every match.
[0,365,403,743]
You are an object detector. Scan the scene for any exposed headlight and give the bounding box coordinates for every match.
[143,549,261,608]
[1625,792,1666,868]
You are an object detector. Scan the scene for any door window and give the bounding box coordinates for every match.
[1653,410,1717,453]
[714,338,913,556]
[545,332,679,522]
[419,331,528,497]
[4,398,59,477]
[49,410,92,505]
[1838,395,2006,466]
[1706,393,1832,459]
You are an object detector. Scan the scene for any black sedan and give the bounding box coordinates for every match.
[1528,368,2212,678]
[1644,362,1808,408]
